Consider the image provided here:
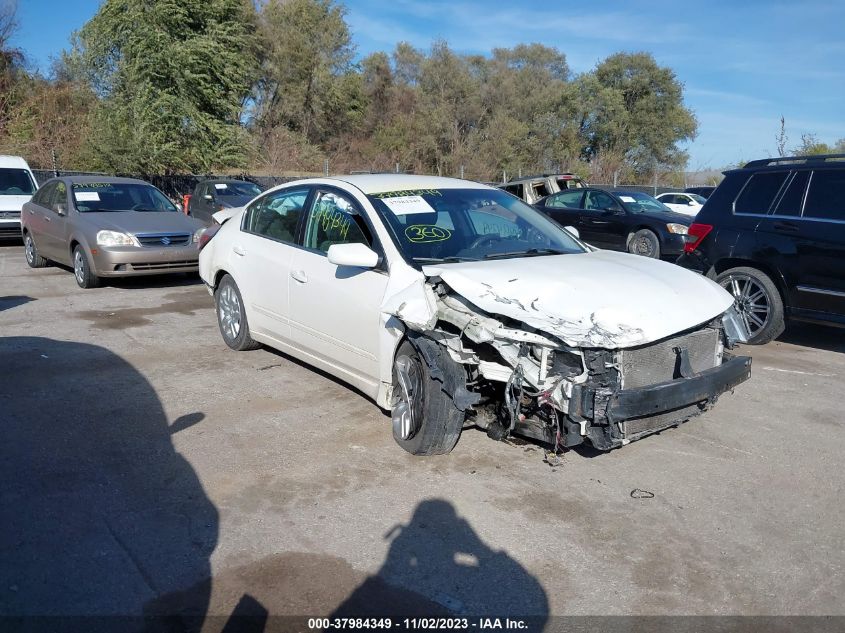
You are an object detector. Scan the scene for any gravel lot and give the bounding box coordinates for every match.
[1,240,843,627]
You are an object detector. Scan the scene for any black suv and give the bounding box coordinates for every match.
[677,154,845,344]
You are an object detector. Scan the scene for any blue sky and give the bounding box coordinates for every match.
[12,0,845,169]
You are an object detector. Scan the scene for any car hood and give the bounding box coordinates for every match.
[0,195,33,211]
[83,211,204,234]
[421,250,733,349]
[625,207,692,223]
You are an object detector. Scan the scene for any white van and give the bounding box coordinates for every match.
[0,156,38,238]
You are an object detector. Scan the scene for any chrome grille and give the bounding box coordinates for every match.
[0,210,21,218]
[618,328,720,390]
[135,232,191,247]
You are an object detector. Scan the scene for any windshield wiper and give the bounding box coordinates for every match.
[412,256,480,263]
[483,248,569,260]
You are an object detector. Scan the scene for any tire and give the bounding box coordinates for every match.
[391,339,466,456]
[24,232,48,268]
[716,266,785,345]
[215,274,261,351]
[73,245,100,289]
[628,229,661,258]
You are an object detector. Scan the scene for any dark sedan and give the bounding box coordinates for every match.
[188,179,263,225]
[533,188,692,259]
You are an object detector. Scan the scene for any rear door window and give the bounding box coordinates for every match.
[772,171,810,217]
[244,187,309,243]
[734,172,789,215]
[546,190,584,208]
[802,170,845,221]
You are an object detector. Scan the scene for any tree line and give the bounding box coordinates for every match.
[1,0,707,182]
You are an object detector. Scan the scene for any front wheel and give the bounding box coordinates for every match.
[73,245,100,289]
[215,274,261,351]
[628,229,660,258]
[716,266,785,345]
[392,340,466,456]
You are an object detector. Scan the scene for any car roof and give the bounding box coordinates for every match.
[328,174,489,194]
[60,175,152,186]
[199,178,255,185]
[0,155,32,169]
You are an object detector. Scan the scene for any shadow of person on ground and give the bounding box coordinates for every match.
[331,499,548,630]
[0,336,218,632]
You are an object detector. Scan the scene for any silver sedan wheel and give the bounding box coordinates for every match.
[720,273,770,339]
[74,250,86,284]
[24,235,35,264]
[218,284,242,341]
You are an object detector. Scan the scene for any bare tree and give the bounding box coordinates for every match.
[776,116,788,157]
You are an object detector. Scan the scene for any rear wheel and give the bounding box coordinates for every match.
[215,274,260,351]
[24,233,48,268]
[73,245,100,289]
[392,340,465,456]
[628,229,661,258]
[716,266,784,345]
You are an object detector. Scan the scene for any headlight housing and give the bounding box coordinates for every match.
[666,223,689,235]
[96,230,137,247]
[192,228,205,243]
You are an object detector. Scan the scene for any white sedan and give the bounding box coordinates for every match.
[199,175,751,455]
[655,192,707,216]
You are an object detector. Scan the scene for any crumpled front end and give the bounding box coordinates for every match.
[383,271,752,452]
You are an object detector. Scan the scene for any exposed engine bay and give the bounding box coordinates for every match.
[388,275,752,452]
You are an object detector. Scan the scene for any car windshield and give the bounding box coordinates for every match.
[72,182,179,213]
[214,182,261,197]
[0,168,36,195]
[368,188,586,263]
[689,193,707,204]
[617,191,672,213]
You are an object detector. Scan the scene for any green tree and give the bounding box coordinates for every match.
[257,0,359,144]
[74,0,259,175]
[590,52,697,175]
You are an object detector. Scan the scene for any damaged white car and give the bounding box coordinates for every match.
[199,175,751,455]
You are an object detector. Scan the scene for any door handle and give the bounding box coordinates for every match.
[290,270,308,284]
[43,215,51,222]
[772,221,799,233]
[232,245,246,256]
[587,220,609,225]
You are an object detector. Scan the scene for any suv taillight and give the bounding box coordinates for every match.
[684,223,713,253]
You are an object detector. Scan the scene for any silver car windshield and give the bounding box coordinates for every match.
[72,182,179,213]
[368,188,586,263]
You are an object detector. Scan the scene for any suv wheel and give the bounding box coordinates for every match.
[717,266,785,345]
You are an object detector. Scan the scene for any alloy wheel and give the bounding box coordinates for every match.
[392,354,423,441]
[74,250,85,284]
[720,273,771,339]
[218,284,242,341]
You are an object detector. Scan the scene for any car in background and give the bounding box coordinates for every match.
[656,191,707,216]
[0,155,38,239]
[685,186,717,199]
[188,179,263,225]
[22,176,205,288]
[199,174,750,455]
[498,173,586,205]
[533,187,692,259]
[677,154,845,344]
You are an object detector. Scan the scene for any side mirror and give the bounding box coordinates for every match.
[327,243,379,268]
[564,226,580,239]
[54,203,67,216]
[203,194,214,202]
[688,200,696,206]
